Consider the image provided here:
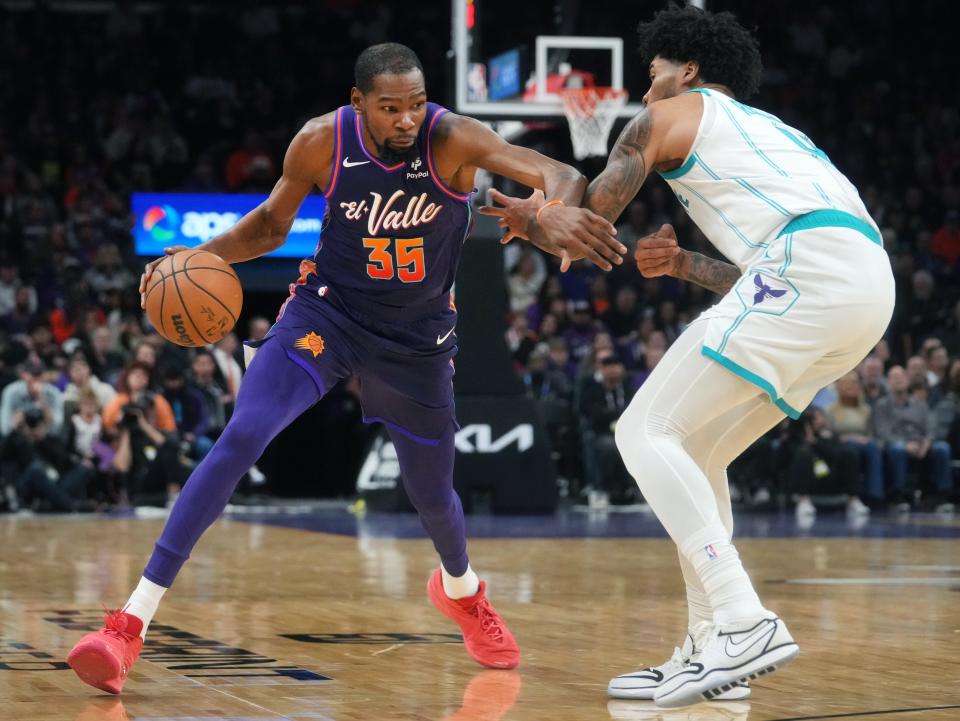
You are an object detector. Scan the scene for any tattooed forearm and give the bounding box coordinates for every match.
[583,108,652,222]
[677,251,741,295]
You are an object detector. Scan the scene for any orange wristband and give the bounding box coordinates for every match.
[536,199,565,223]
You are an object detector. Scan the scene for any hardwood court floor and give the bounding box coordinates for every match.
[1,511,959,721]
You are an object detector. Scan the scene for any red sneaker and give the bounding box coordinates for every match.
[427,568,520,669]
[67,608,144,694]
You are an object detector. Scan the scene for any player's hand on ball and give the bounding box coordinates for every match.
[139,246,188,309]
[635,224,683,278]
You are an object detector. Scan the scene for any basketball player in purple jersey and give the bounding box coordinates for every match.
[66,43,624,694]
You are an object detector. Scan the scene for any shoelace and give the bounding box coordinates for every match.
[100,606,138,643]
[661,646,687,674]
[470,597,505,642]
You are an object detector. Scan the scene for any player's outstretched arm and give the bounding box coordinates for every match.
[442,114,626,271]
[139,116,332,307]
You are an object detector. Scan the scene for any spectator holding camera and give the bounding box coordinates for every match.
[0,402,92,512]
[872,365,953,511]
[0,360,65,436]
[102,361,187,507]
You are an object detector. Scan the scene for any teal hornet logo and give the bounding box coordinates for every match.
[142,205,180,243]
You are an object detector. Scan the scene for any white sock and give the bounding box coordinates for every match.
[441,563,480,599]
[680,523,765,626]
[679,552,714,631]
[124,576,167,639]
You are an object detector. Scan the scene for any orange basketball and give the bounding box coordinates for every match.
[143,250,243,348]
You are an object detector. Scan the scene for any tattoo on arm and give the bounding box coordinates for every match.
[583,108,652,222]
[678,252,741,295]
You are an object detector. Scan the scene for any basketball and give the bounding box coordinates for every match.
[143,250,242,347]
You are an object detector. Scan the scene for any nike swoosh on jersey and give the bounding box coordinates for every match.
[342,157,370,168]
[723,620,777,658]
[436,328,455,345]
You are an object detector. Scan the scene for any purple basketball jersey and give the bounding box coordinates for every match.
[289,103,472,321]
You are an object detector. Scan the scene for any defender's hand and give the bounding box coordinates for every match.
[140,246,189,309]
[635,224,683,278]
[536,204,623,272]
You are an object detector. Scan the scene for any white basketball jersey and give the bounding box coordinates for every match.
[659,89,878,269]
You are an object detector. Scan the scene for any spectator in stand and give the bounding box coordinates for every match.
[505,313,538,369]
[0,360,65,436]
[225,130,276,190]
[2,286,38,336]
[825,371,884,503]
[84,244,136,298]
[872,365,953,511]
[632,342,666,393]
[933,359,960,456]
[925,341,949,393]
[212,333,244,408]
[906,354,942,406]
[507,250,547,314]
[604,285,640,342]
[190,351,228,441]
[0,259,38,317]
[931,209,960,267]
[563,300,601,363]
[102,361,187,507]
[160,365,213,459]
[578,351,635,506]
[247,316,271,343]
[63,354,116,411]
[897,270,947,359]
[546,336,577,383]
[783,408,870,522]
[0,403,92,512]
[86,326,125,386]
[62,389,113,506]
[859,354,888,405]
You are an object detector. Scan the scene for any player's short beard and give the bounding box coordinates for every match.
[376,138,419,165]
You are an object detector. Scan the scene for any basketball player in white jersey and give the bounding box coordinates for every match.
[482,5,894,708]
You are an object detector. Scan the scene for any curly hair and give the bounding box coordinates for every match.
[637,3,762,100]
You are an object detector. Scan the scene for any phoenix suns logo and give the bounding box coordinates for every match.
[294,331,325,358]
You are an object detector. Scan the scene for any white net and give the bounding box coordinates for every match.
[560,87,629,160]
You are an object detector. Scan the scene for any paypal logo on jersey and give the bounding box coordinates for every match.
[132,192,326,258]
[406,157,429,180]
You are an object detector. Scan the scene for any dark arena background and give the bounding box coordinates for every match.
[1,2,958,720]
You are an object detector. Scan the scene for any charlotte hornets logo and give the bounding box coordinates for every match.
[752,274,788,305]
[735,270,797,316]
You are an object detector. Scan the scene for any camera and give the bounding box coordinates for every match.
[22,406,45,429]
[120,392,155,429]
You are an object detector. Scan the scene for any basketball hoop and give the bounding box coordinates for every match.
[560,87,629,160]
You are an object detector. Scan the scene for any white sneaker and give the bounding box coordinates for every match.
[654,615,798,708]
[795,498,816,517]
[847,497,870,517]
[608,623,750,701]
